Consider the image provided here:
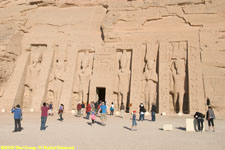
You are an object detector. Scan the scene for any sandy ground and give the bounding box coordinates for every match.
[0,112,225,150]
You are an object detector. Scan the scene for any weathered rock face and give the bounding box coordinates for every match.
[0,0,225,117]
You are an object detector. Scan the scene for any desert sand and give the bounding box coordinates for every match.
[0,112,225,150]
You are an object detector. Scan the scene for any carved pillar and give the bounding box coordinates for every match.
[129,43,144,112]
[188,41,205,114]
[158,42,170,114]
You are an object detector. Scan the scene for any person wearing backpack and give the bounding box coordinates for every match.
[194,111,205,132]
[139,103,146,121]
[110,102,115,116]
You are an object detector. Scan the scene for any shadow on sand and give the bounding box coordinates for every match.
[176,127,186,131]
[86,121,104,126]
[123,126,132,131]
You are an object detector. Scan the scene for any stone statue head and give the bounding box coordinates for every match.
[146,59,154,70]
[81,50,90,70]
[31,51,42,67]
[120,50,128,72]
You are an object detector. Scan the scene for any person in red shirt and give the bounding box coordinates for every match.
[41,102,49,131]
[86,103,92,119]
[77,102,82,117]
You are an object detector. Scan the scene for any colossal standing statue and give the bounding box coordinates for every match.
[25,47,42,104]
[171,59,186,114]
[143,59,158,111]
[78,50,92,103]
[54,59,65,108]
[118,50,130,108]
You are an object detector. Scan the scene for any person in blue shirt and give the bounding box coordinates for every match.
[11,104,22,132]
[99,102,107,125]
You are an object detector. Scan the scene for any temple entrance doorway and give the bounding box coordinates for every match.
[96,87,106,103]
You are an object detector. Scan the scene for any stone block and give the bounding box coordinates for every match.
[115,111,120,116]
[186,118,195,131]
[163,124,173,131]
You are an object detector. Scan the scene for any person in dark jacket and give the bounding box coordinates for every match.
[139,103,146,121]
[194,112,205,132]
[11,104,22,132]
[151,102,157,121]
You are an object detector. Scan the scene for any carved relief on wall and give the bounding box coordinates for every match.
[169,41,189,114]
[115,49,132,110]
[143,43,159,111]
[23,45,45,109]
[73,49,94,105]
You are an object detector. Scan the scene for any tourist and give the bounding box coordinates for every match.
[91,110,96,125]
[120,102,125,118]
[97,101,102,115]
[110,102,114,116]
[77,102,82,117]
[151,102,157,121]
[58,104,64,121]
[48,102,53,116]
[41,102,49,131]
[86,103,91,119]
[11,104,22,132]
[131,110,137,131]
[81,101,85,116]
[206,106,215,132]
[99,102,107,125]
[194,111,205,132]
[139,103,146,121]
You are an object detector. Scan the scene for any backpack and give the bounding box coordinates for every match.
[110,106,114,111]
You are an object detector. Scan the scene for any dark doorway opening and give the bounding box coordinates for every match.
[96,87,106,103]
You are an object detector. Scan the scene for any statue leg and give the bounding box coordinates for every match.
[83,90,88,104]
[178,91,184,114]
[79,90,83,102]
[174,92,178,113]
[149,81,156,112]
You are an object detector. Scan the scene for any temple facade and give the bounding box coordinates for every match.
[0,0,225,116]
